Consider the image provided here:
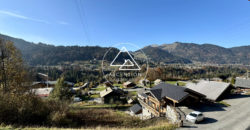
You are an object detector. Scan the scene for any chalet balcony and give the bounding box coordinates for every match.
[138,98,160,117]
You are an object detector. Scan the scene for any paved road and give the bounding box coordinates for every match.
[179,94,250,130]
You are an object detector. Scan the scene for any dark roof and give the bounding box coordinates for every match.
[140,93,148,98]
[150,83,189,102]
[130,104,142,113]
[235,78,250,88]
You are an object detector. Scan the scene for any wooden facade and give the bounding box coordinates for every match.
[139,93,202,117]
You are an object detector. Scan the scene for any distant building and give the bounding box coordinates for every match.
[100,87,125,104]
[31,88,54,98]
[139,79,150,86]
[154,79,162,85]
[123,81,136,88]
[127,98,134,104]
[72,82,89,91]
[235,77,250,90]
[211,77,223,82]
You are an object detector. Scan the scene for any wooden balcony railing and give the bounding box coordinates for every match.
[138,98,160,117]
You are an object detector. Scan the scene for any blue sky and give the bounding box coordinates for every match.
[0,0,249,49]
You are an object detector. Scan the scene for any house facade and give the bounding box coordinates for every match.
[137,83,205,119]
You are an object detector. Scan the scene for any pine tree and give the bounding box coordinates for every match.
[0,39,27,93]
[49,77,72,101]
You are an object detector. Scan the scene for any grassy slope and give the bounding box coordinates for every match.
[166,81,186,86]
[0,121,176,130]
[71,103,132,109]
[0,108,177,129]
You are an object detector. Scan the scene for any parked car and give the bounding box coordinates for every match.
[73,97,82,102]
[186,111,204,123]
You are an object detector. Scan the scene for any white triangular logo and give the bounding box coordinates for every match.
[110,47,141,70]
[119,59,141,70]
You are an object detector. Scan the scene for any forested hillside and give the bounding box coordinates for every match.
[1,33,250,65]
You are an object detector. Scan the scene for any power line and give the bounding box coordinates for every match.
[74,0,91,44]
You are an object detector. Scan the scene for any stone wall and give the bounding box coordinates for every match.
[166,105,179,123]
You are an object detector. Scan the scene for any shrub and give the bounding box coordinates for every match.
[0,93,69,126]
[0,92,175,129]
[49,111,73,127]
[0,93,50,125]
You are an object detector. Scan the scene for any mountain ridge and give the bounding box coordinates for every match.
[1,33,250,65]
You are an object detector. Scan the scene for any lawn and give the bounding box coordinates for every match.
[90,94,100,98]
[128,91,137,96]
[0,102,177,130]
[93,85,106,91]
[113,83,123,88]
[166,81,186,86]
[0,122,176,130]
[0,117,176,130]
[177,81,186,86]
[166,81,177,85]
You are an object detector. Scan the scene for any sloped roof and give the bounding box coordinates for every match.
[235,78,250,88]
[72,83,88,91]
[150,83,189,102]
[154,79,162,82]
[139,92,148,98]
[100,87,124,97]
[123,81,134,86]
[154,79,162,83]
[186,80,230,101]
[100,87,113,97]
[130,104,142,114]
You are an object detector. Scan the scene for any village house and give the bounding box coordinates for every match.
[123,81,136,88]
[100,87,126,104]
[154,79,162,85]
[235,77,250,90]
[127,98,135,104]
[139,79,150,87]
[31,87,54,98]
[133,83,205,120]
[186,80,231,101]
[72,82,89,91]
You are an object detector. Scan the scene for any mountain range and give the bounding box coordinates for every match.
[0,33,250,65]
[142,42,250,64]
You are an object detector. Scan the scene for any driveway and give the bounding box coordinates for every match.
[179,94,250,130]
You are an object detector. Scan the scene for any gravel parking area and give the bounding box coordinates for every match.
[179,94,250,130]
